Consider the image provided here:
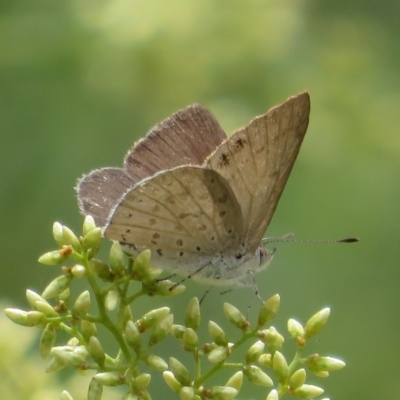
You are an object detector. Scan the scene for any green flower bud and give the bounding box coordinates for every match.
[135,373,151,390]
[72,290,91,318]
[272,351,289,383]
[35,301,59,318]
[62,225,82,252]
[71,264,86,279]
[225,371,243,391]
[82,215,97,236]
[223,303,249,330]
[5,308,30,326]
[182,327,198,349]
[210,386,238,400]
[26,289,49,310]
[169,357,191,386]
[258,294,280,327]
[121,394,138,400]
[139,307,170,330]
[179,386,195,400]
[305,308,330,338]
[144,354,168,371]
[266,389,279,400]
[42,275,72,299]
[163,371,182,393]
[312,370,330,377]
[38,250,68,265]
[185,297,201,330]
[306,354,346,372]
[245,365,273,387]
[208,321,228,346]
[89,336,105,367]
[52,222,64,247]
[105,290,120,312]
[58,288,70,305]
[259,327,284,351]
[27,310,47,326]
[109,241,125,275]
[125,320,142,352]
[289,369,306,390]
[293,384,324,398]
[88,376,103,400]
[245,340,265,364]
[171,324,186,340]
[94,372,123,386]
[51,345,88,368]
[208,346,229,363]
[45,356,66,373]
[288,319,305,345]
[131,249,151,279]
[60,390,74,400]
[258,353,272,368]
[40,324,56,358]
[82,227,102,254]
[89,258,113,281]
[81,320,97,342]
[148,280,186,297]
[150,314,174,345]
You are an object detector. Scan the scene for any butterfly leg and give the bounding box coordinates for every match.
[168,261,213,291]
[199,286,214,305]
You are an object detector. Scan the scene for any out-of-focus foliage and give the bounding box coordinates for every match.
[1,1,399,399]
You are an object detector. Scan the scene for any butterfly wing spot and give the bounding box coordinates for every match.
[220,211,226,217]
[151,240,157,245]
[196,246,201,251]
[179,252,184,256]
[157,249,163,256]
[235,253,243,260]
[211,236,215,241]
[178,212,191,219]
[152,204,160,212]
[218,194,228,203]
[218,153,230,167]
[149,218,156,226]
[126,229,131,233]
[176,239,183,246]
[233,138,246,150]
[199,224,207,231]
[153,233,160,239]
[128,213,133,217]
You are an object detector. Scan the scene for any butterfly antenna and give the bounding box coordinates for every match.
[262,233,359,245]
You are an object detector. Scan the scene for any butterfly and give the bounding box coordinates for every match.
[77,92,310,287]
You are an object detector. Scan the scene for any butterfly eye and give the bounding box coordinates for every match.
[259,246,268,266]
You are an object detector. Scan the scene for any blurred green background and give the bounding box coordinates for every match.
[1,0,399,399]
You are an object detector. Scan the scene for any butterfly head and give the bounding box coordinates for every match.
[256,245,274,273]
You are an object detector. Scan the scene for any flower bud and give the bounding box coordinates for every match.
[26,289,48,310]
[245,340,265,364]
[245,365,273,387]
[210,386,238,400]
[51,345,88,368]
[82,215,97,236]
[131,249,151,279]
[89,336,105,367]
[38,250,68,265]
[94,372,123,386]
[208,346,229,363]
[72,290,91,318]
[150,314,173,345]
[40,324,56,358]
[258,294,280,327]
[169,357,191,386]
[88,376,103,400]
[109,241,125,275]
[289,368,306,390]
[45,356,66,373]
[81,320,97,342]
[208,320,228,346]
[71,264,86,279]
[288,319,305,344]
[225,371,243,391]
[105,290,120,312]
[223,303,249,330]
[272,351,289,383]
[42,275,72,299]
[125,320,142,352]
[90,259,114,282]
[259,326,284,351]
[5,308,30,326]
[27,310,47,326]
[139,307,170,330]
[258,353,272,368]
[305,308,330,338]
[60,390,74,400]
[62,225,82,252]
[35,301,59,318]
[163,371,182,393]
[82,227,102,253]
[293,384,324,398]
[148,280,186,296]
[182,327,198,349]
[266,389,279,400]
[144,354,168,371]
[306,354,345,372]
[185,297,201,330]
[52,222,64,247]
[135,373,151,390]
[179,386,195,400]
[171,324,185,340]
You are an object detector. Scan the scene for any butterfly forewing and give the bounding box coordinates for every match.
[104,166,243,265]
[205,92,310,252]
[123,104,227,182]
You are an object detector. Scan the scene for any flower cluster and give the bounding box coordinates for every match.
[5,217,345,400]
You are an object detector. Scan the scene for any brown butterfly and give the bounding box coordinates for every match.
[77,92,310,287]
